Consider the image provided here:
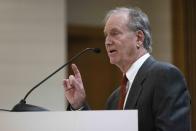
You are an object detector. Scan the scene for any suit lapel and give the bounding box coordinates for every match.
[125,57,155,109]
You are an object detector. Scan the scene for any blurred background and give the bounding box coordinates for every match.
[0,0,195,128]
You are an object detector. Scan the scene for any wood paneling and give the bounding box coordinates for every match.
[185,0,196,129]
[172,0,196,129]
[172,0,186,75]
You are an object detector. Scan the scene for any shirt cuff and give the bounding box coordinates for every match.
[70,106,84,111]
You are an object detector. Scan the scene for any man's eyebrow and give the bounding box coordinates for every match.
[104,27,120,35]
[110,28,121,34]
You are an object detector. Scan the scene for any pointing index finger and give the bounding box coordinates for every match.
[71,64,81,79]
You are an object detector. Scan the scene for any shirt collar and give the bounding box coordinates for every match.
[125,53,150,83]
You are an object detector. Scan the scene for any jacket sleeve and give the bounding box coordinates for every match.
[153,65,191,131]
[66,103,90,111]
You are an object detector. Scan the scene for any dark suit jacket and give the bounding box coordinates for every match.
[67,57,191,131]
[106,57,191,131]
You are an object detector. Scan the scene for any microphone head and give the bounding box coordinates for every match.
[92,48,101,53]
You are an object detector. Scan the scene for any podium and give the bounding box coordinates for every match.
[0,110,138,131]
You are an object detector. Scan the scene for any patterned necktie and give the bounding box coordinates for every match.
[118,75,128,109]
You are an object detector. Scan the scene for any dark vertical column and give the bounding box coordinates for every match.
[185,0,196,130]
[172,0,196,130]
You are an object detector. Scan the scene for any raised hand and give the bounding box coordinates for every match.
[63,64,86,109]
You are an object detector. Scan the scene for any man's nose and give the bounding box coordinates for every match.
[105,36,112,45]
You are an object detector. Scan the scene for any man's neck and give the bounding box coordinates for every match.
[119,51,147,73]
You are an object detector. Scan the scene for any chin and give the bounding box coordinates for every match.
[109,58,118,65]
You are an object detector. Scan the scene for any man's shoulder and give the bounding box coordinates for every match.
[144,57,186,83]
[146,57,182,74]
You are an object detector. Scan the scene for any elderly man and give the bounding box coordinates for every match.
[64,7,191,131]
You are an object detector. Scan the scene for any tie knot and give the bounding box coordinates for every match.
[121,75,128,85]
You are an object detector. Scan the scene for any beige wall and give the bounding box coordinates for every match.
[68,0,172,63]
[0,0,66,111]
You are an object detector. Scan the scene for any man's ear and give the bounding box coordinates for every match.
[136,30,145,47]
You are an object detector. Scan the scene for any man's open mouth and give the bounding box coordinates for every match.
[109,49,117,53]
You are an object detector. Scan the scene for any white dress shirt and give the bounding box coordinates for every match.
[123,53,150,109]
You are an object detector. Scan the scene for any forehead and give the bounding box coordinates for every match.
[104,13,130,33]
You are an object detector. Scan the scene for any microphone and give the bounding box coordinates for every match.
[11,48,101,112]
[92,48,101,53]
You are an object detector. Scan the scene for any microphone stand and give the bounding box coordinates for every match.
[11,48,100,111]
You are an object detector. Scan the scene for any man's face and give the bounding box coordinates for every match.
[104,13,139,67]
